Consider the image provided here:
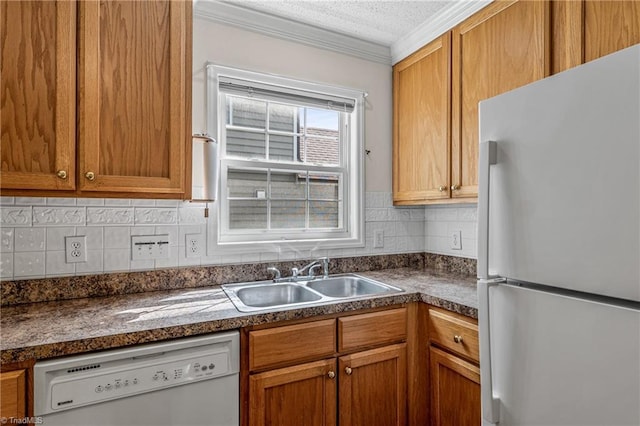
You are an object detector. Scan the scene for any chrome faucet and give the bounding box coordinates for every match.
[291,257,330,280]
[267,266,281,282]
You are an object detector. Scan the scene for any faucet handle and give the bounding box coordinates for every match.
[267,266,281,281]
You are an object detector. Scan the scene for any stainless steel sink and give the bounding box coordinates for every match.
[305,276,398,298]
[222,274,402,313]
[236,283,321,307]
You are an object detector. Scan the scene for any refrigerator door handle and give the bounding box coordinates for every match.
[478,140,497,280]
[478,278,505,424]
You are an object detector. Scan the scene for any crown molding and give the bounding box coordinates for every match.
[391,0,493,65]
[194,1,392,65]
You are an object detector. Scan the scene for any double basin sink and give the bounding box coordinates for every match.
[222,274,403,313]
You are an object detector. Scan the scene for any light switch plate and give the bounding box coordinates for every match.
[373,230,384,248]
[131,235,170,260]
[450,230,462,250]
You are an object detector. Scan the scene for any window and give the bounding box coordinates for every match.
[207,65,365,249]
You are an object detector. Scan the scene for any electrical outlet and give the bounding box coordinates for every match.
[450,230,462,250]
[65,236,87,263]
[373,230,384,248]
[186,234,203,258]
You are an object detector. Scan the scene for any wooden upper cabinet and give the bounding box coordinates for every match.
[451,0,550,198]
[393,33,451,205]
[584,1,640,62]
[78,0,191,194]
[1,1,76,191]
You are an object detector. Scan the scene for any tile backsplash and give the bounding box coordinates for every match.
[424,205,478,259]
[0,193,429,280]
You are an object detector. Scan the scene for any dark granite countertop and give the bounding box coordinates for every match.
[0,267,477,365]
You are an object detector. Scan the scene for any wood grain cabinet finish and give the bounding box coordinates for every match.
[339,343,407,426]
[429,346,480,426]
[0,369,26,419]
[249,358,337,426]
[244,307,408,426]
[451,0,550,199]
[1,0,76,191]
[428,307,479,363]
[78,0,190,194]
[393,33,451,205]
[584,0,640,62]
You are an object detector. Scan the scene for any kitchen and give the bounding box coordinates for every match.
[1,1,639,425]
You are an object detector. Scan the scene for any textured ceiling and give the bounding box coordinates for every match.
[222,1,454,46]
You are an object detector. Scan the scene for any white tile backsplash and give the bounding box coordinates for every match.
[0,193,434,280]
[424,205,478,259]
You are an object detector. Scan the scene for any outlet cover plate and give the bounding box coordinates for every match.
[65,236,87,263]
[450,230,462,250]
[186,234,204,258]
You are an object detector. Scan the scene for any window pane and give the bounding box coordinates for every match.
[301,133,340,166]
[309,173,339,200]
[227,129,266,159]
[307,108,338,131]
[269,134,298,162]
[269,103,299,132]
[271,171,306,199]
[228,169,268,198]
[309,201,339,228]
[227,97,266,129]
[229,200,267,229]
[271,201,306,229]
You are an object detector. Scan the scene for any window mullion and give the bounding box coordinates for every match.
[305,171,310,229]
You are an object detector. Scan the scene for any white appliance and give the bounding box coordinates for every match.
[477,45,640,425]
[34,331,239,426]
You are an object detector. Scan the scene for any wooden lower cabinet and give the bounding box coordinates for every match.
[339,344,407,426]
[0,369,27,419]
[249,359,337,426]
[429,346,480,426]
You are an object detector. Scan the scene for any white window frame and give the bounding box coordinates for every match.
[206,64,365,252]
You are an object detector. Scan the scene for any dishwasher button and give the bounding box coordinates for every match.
[95,385,103,393]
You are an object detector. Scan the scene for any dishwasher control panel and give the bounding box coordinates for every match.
[34,331,240,415]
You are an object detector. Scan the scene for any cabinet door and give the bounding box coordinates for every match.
[584,0,640,62]
[451,0,550,198]
[78,0,191,195]
[1,0,76,191]
[339,343,407,426]
[249,359,337,426]
[393,33,451,205]
[429,346,480,426]
[0,370,26,419]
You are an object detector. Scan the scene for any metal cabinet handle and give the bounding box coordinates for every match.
[85,171,96,181]
[327,371,335,379]
[451,184,460,191]
[345,367,352,375]
[438,185,447,192]
[56,170,67,179]
[453,335,464,344]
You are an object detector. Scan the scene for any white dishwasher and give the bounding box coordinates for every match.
[34,331,239,426]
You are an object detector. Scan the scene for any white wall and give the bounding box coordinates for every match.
[192,17,393,192]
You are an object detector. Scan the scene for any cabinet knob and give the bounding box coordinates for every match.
[327,371,335,379]
[56,170,68,179]
[85,171,96,181]
[451,184,460,191]
[438,185,447,192]
[453,335,464,344]
[345,367,352,375]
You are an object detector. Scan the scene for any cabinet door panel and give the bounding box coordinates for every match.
[452,0,550,198]
[1,0,76,190]
[0,369,26,419]
[78,0,190,194]
[339,343,406,426]
[393,33,451,204]
[249,359,336,426]
[429,346,480,426]
[584,1,640,62]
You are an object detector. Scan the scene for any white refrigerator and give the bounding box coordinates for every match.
[477,45,640,425]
